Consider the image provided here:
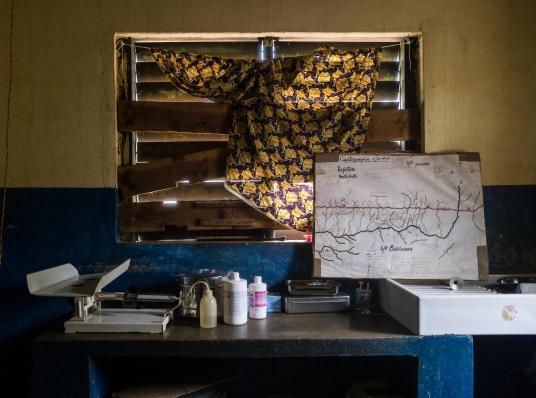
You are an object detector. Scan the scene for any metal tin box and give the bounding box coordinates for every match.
[286,279,339,296]
[283,295,350,313]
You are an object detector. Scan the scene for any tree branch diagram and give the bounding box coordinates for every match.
[314,154,486,279]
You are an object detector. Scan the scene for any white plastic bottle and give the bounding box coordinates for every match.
[200,287,217,329]
[248,276,267,319]
[223,272,248,325]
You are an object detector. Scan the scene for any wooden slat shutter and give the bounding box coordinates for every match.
[116,38,420,242]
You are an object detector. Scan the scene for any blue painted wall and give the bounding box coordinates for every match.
[483,185,536,273]
[0,186,535,396]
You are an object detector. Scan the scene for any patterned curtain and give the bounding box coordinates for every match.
[152,47,381,232]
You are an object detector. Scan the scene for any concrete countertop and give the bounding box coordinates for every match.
[32,313,474,397]
[32,313,474,359]
[37,313,412,343]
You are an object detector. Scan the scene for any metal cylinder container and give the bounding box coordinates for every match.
[177,272,224,319]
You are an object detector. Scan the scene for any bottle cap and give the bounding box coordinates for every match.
[254,276,262,284]
[203,287,213,297]
[231,271,240,280]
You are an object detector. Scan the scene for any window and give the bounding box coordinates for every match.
[115,33,421,243]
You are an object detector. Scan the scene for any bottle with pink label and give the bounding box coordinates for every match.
[248,276,267,319]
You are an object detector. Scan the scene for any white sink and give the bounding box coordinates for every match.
[380,278,536,335]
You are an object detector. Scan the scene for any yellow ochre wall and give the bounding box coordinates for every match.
[0,0,535,187]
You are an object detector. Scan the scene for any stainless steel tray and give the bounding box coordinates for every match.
[286,279,339,296]
[283,295,349,313]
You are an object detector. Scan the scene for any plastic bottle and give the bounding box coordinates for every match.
[223,271,248,325]
[200,287,217,329]
[248,276,267,319]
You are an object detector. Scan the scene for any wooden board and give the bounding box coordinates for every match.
[117,101,232,134]
[367,109,419,142]
[118,200,281,233]
[137,182,236,202]
[137,132,228,142]
[118,149,225,197]
[137,141,226,162]
[135,229,272,241]
[117,101,419,142]
[360,141,402,153]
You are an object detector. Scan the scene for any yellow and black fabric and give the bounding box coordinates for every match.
[152,47,381,232]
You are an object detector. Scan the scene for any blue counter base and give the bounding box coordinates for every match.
[32,337,473,398]
[31,313,473,398]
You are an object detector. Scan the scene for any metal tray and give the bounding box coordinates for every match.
[286,279,339,296]
[283,295,349,313]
